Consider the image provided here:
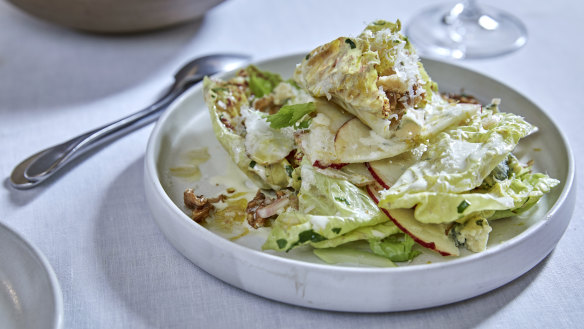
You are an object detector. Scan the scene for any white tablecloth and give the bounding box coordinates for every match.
[1,0,582,328]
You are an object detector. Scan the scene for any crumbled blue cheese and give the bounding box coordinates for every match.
[451,218,492,252]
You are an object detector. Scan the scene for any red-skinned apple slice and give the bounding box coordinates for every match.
[365,154,417,189]
[315,99,354,133]
[365,162,390,189]
[333,117,354,145]
[334,118,410,163]
[366,185,459,257]
[295,100,353,167]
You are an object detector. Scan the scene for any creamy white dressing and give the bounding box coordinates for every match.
[300,164,317,189]
[309,215,333,231]
[440,139,482,172]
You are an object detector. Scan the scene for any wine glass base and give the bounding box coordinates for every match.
[406,3,527,59]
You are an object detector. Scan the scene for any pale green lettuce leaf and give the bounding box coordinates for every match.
[368,233,421,262]
[203,77,293,190]
[485,155,560,220]
[378,109,536,223]
[263,163,393,251]
[311,222,399,248]
[313,246,396,267]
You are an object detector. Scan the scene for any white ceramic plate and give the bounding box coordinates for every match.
[0,222,63,328]
[145,54,576,312]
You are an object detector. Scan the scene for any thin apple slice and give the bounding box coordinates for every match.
[313,99,354,132]
[385,208,459,257]
[314,162,375,187]
[366,185,459,257]
[340,163,374,185]
[295,100,354,166]
[334,118,410,163]
[365,162,390,189]
[366,152,417,189]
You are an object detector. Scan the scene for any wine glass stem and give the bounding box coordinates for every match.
[462,0,480,15]
[446,0,482,23]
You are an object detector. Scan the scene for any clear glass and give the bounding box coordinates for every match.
[406,0,528,59]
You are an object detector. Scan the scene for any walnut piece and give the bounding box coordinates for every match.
[184,189,226,223]
[442,92,480,105]
[245,190,268,228]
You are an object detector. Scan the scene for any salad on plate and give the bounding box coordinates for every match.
[183,20,559,266]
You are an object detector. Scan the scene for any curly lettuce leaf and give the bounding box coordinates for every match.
[485,155,560,220]
[294,20,434,139]
[203,77,293,190]
[263,162,393,251]
[379,108,537,223]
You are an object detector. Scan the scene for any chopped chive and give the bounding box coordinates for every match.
[334,197,350,206]
[457,200,470,213]
[285,165,293,178]
[276,239,287,249]
[345,38,356,49]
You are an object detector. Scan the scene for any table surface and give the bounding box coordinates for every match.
[1,0,582,328]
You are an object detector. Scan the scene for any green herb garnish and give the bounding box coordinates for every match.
[276,239,287,249]
[287,229,326,251]
[286,79,301,90]
[298,230,326,243]
[334,197,350,206]
[457,200,471,213]
[266,102,316,129]
[296,118,311,129]
[211,87,228,93]
[345,38,356,49]
[246,65,283,98]
[285,165,293,178]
